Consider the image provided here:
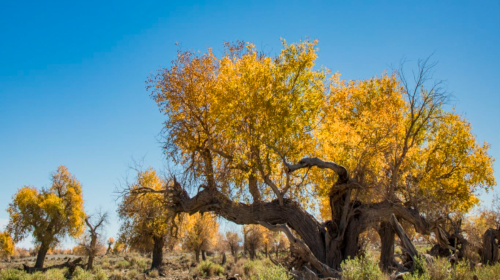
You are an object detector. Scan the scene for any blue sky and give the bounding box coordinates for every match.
[1,0,499,249]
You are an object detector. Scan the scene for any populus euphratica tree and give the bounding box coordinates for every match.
[147,40,495,274]
[118,168,180,270]
[7,166,86,269]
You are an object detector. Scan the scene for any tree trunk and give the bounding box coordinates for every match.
[221,252,226,265]
[481,229,500,265]
[165,163,436,272]
[87,254,95,270]
[151,236,165,269]
[35,243,49,269]
[201,250,206,261]
[195,249,200,263]
[378,221,395,271]
[87,234,97,270]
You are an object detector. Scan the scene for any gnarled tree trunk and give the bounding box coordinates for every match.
[161,158,436,274]
[378,221,395,271]
[481,228,500,265]
[151,236,165,269]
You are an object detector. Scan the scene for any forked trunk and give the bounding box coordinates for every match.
[151,236,165,269]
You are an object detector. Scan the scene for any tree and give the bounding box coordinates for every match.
[183,212,219,262]
[80,211,108,270]
[106,237,114,255]
[7,166,86,269]
[118,167,179,270]
[0,231,14,259]
[243,225,266,260]
[147,40,495,275]
[226,231,241,259]
[273,232,289,258]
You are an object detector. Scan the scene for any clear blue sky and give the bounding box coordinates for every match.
[1,0,499,249]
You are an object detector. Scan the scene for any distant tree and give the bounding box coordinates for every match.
[243,225,267,260]
[225,231,241,259]
[80,211,108,270]
[273,232,289,258]
[113,240,126,255]
[106,237,115,255]
[7,166,86,269]
[183,213,218,262]
[0,231,14,259]
[118,168,180,270]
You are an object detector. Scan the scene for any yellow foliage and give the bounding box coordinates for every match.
[7,166,86,248]
[149,39,326,205]
[149,39,495,221]
[118,168,180,251]
[0,231,14,258]
[183,212,219,254]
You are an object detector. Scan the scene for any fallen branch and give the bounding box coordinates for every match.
[23,257,84,274]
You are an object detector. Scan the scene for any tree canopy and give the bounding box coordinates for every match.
[147,39,496,271]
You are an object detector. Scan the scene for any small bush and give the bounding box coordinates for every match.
[126,269,142,280]
[115,260,131,269]
[72,266,94,280]
[108,270,125,280]
[251,263,290,280]
[475,262,500,280]
[341,256,384,280]
[0,269,29,280]
[93,266,109,280]
[195,260,225,277]
[147,269,159,278]
[130,256,148,270]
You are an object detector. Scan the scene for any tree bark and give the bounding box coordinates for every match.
[151,236,165,269]
[202,250,206,261]
[378,221,395,271]
[35,243,49,269]
[481,228,500,265]
[162,158,438,273]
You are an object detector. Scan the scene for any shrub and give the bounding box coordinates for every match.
[475,262,500,280]
[108,270,125,280]
[195,260,225,277]
[251,263,290,280]
[0,269,29,280]
[130,256,148,270]
[115,260,131,269]
[126,269,142,280]
[341,256,384,280]
[72,266,94,280]
[147,269,159,278]
[93,266,109,280]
